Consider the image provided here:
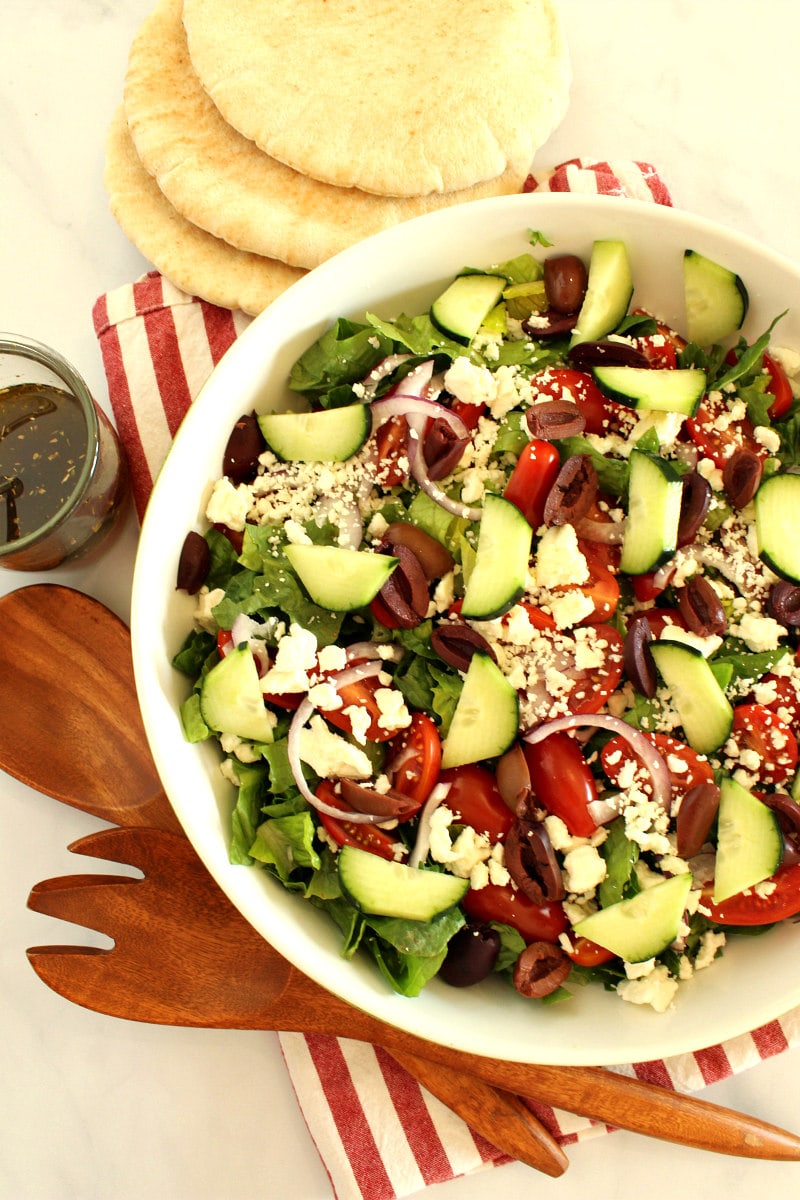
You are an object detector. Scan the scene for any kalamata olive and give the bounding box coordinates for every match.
[223,412,266,484]
[522,311,579,339]
[676,575,726,637]
[422,418,469,480]
[430,621,495,671]
[504,820,565,904]
[543,454,598,526]
[336,778,420,820]
[495,742,532,813]
[623,613,657,698]
[513,941,572,999]
[676,782,721,858]
[543,254,588,315]
[383,521,454,580]
[677,471,712,547]
[723,447,763,509]
[766,580,800,628]
[176,530,211,594]
[567,340,651,372]
[439,923,501,988]
[526,398,586,440]
[376,544,430,628]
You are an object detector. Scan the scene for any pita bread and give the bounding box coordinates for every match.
[124,0,531,270]
[104,106,304,315]
[182,0,571,198]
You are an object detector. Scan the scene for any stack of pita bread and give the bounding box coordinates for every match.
[105,0,571,314]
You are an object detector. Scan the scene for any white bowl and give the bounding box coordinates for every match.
[132,193,800,1066]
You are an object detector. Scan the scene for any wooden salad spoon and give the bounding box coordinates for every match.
[4,584,800,1163]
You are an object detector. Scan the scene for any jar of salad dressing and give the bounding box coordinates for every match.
[0,334,129,569]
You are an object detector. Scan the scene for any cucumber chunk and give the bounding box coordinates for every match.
[200,645,274,744]
[570,240,633,347]
[649,639,733,754]
[284,544,398,611]
[754,472,800,583]
[592,365,706,417]
[430,274,507,344]
[338,844,468,921]
[574,873,693,963]
[713,777,783,904]
[619,450,683,575]
[441,652,519,769]
[461,492,531,620]
[684,249,749,347]
[258,403,370,462]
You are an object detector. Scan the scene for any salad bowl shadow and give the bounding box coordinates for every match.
[132,192,800,1067]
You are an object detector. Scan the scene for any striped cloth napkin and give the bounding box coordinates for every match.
[92,159,800,1200]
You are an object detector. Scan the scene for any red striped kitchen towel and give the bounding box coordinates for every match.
[92,160,799,1200]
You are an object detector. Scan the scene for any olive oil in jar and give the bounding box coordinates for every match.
[0,382,88,545]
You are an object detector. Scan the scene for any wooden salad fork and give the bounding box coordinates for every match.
[4,584,800,1166]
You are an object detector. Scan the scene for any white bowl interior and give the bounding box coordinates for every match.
[132,193,800,1065]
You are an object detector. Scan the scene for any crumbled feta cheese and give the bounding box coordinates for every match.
[694,929,726,971]
[259,623,318,694]
[297,715,373,778]
[374,687,411,732]
[729,611,784,652]
[534,524,590,589]
[616,963,679,1012]
[562,844,607,894]
[193,586,226,633]
[206,476,251,531]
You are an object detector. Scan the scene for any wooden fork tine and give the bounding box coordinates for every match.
[28,874,140,936]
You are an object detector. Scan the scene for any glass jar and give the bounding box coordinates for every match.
[0,333,129,570]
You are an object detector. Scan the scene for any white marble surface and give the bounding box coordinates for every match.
[2,2,800,1197]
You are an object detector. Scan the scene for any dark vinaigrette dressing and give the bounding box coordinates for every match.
[0,382,88,545]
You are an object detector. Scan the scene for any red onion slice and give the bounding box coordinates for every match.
[574,516,626,545]
[286,659,402,824]
[523,714,672,811]
[406,412,482,522]
[408,780,453,868]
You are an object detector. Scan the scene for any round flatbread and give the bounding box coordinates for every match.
[182,0,571,198]
[124,0,533,270]
[104,107,304,315]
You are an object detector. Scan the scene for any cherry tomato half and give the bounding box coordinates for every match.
[703,861,800,926]
[373,415,410,487]
[763,352,793,419]
[686,390,767,469]
[315,782,400,861]
[463,879,568,944]
[384,712,442,808]
[601,731,714,800]
[323,675,402,743]
[523,732,598,838]
[563,935,616,968]
[729,704,799,786]
[438,763,514,842]
[503,439,561,530]
[531,367,633,436]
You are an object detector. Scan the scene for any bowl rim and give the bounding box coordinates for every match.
[131,191,800,1065]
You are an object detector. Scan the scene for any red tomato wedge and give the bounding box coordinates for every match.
[523,731,599,837]
[384,713,442,808]
[316,782,400,861]
[729,704,798,786]
[463,879,568,944]
[437,763,514,842]
[703,862,800,926]
[503,439,561,529]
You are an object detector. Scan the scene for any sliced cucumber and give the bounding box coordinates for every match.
[430,274,507,344]
[713,777,783,905]
[649,639,733,754]
[338,844,468,921]
[619,449,683,575]
[570,240,633,347]
[284,544,398,611]
[440,652,519,770]
[461,492,531,619]
[200,645,274,744]
[754,472,800,584]
[574,872,693,963]
[684,249,749,347]
[257,403,370,462]
[592,365,706,417]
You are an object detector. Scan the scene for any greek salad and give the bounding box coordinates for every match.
[173,231,800,1013]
